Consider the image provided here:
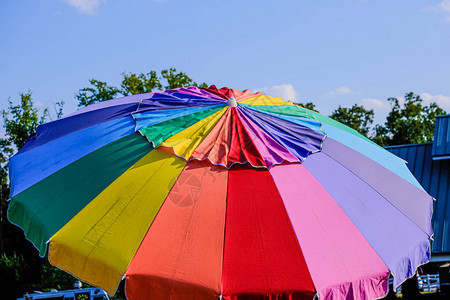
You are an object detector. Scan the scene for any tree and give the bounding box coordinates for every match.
[373,92,446,146]
[161,68,207,89]
[1,93,76,299]
[76,79,121,107]
[51,100,65,121]
[0,139,13,255]
[121,71,162,95]
[77,68,208,107]
[297,102,319,113]
[329,104,374,137]
[2,92,47,149]
[372,124,390,147]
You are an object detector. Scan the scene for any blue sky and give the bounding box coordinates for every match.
[1,0,450,136]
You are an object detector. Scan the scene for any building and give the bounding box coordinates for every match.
[386,115,450,261]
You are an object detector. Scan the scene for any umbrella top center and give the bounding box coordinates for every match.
[226,97,237,107]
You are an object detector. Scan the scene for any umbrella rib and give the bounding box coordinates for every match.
[80,157,173,275]
[268,170,356,284]
[131,99,144,133]
[168,186,197,296]
[321,151,432,238]
[219,170,229,298]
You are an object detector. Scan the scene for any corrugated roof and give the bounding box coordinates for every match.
[386,143,450,253]
[432,115,450,160]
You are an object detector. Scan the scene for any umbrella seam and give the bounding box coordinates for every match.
[322,151,433,239]
[220,170,230,297]
[238,105,325,164]
[79,153,183,283]
[167,164,196,297]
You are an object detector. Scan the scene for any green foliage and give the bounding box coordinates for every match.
[2,92,48,149]
[297,102,319,113]
[121,71,162,95]
[1,94,77,299]
[76,79,121,107]
[0,253,26,283]
[372,124,390,147]
[1,92,47,254]
[39,260,78,291]
[52,100,65,120]
[0,139,13,191]
[0,252,77,299]
[0,252,29,300]
[161,68,207,89]
[373,92,446,146]
[0,139,12,254]
[1,93,47,255]
[77,68,208,107]
[329,104,374,137]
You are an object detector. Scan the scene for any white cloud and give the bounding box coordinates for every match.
[325,86,354,97]
[427,1,450,21]
[361,93,450,113]
[35,101,46,109]
[360,98,389,110]
[421,93,450,110]
[63,0,106,15]
[437,0,450,12]
[256,84,299,102]
[359,98,392,126]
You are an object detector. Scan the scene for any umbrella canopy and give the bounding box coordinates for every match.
[8,86,433,300]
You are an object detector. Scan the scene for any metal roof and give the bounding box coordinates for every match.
[386,142,450,254]
[432,115,450,160]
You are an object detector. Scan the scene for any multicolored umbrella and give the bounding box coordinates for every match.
[8,86,433,300]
